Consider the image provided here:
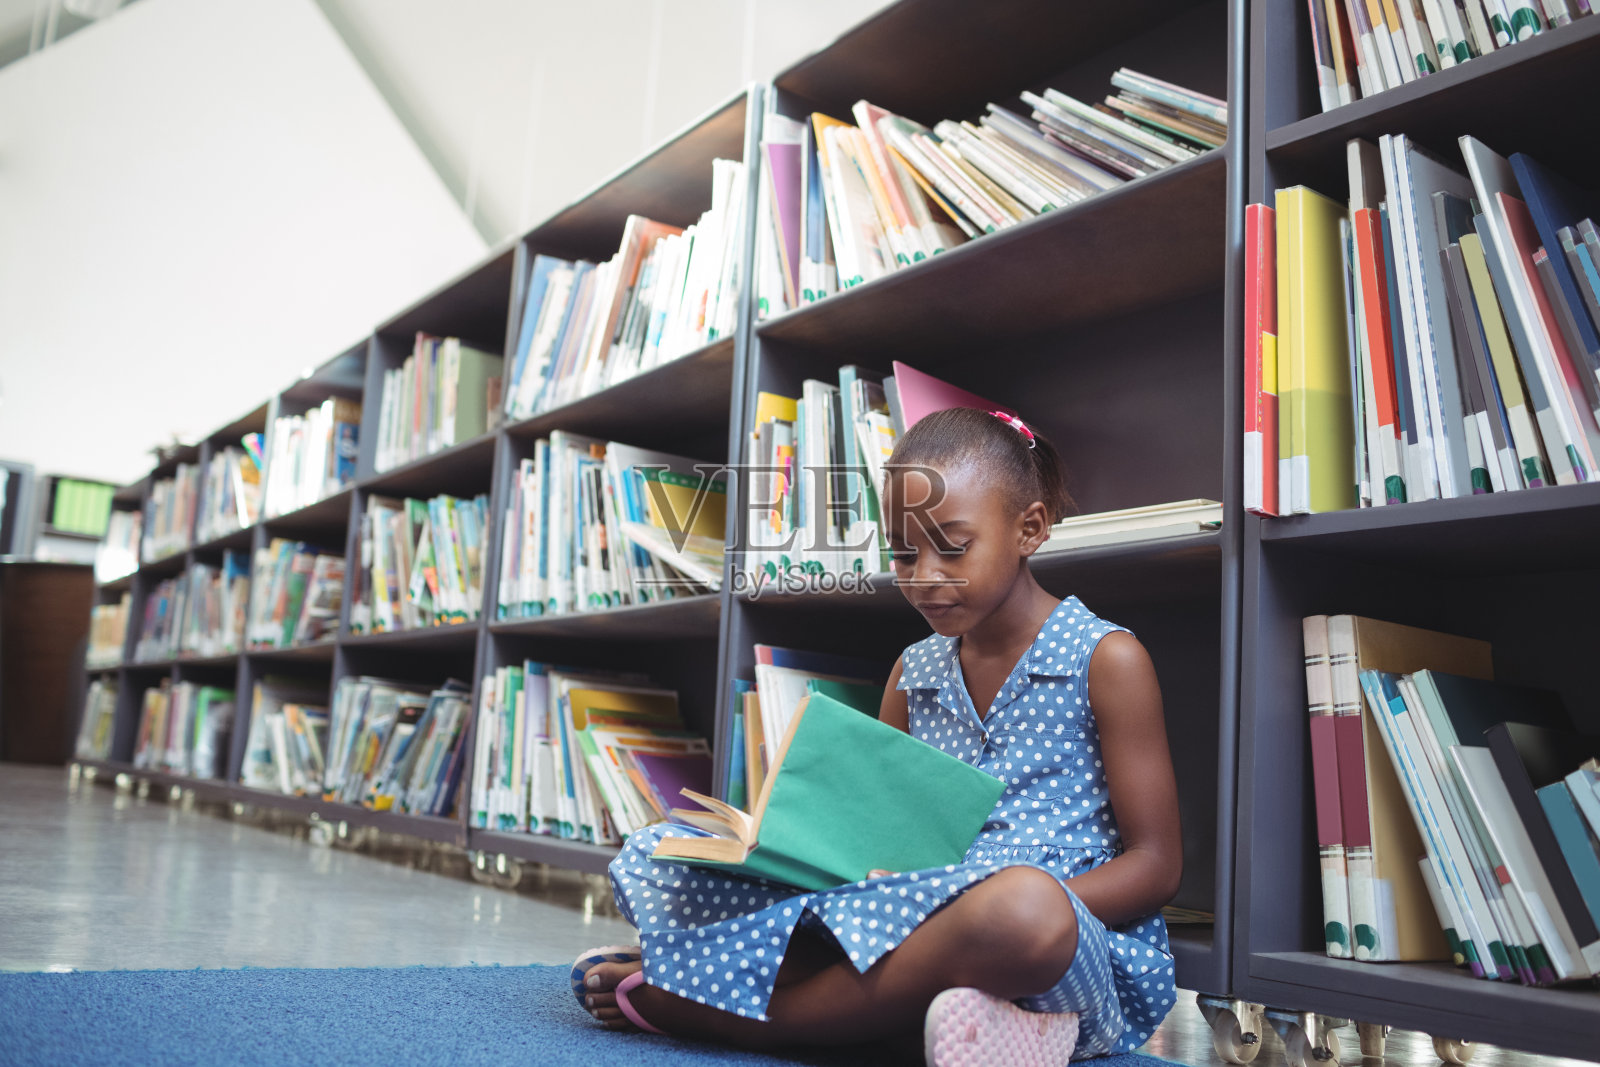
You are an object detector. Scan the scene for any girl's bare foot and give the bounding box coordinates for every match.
[580,958,646,1030]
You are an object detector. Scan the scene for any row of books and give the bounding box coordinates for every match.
[195,444,262,542]
[245,540,342,649]
[74,679,116,762]
[1306,0,1590,115]
[260,399,358,518]
[87,593,130,667]
[348,493,489,633]
[752,69,1224,316]
[1247,135,1600,514]
[130,680,236,780]
[49,477,116,536]
[132,554,251,662]
[373,334,502,474]
[95,510,141,584]
[723,645,886,813]
[239,674,472,815]
[470,664,708,845]
[1303,614,1600,983]
[142,464,200,562]
[503,168,749,422]
[494,436,724,620]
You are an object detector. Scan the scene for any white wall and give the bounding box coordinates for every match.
[0,0,486,484]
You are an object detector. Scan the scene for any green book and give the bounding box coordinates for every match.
[652,692,1004,891]
[804,677,883,718]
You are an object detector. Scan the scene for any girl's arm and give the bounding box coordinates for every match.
[1060,631,1184,928]
[879,655,909,733]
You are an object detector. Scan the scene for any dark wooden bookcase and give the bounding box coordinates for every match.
[1236,0,1600,1057]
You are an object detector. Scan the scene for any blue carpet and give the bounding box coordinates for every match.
[0,964,1178,1067]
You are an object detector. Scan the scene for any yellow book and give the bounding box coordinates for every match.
[1277,186,1355,514]
[754,391,797,426]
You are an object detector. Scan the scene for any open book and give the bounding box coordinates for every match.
[651,692,1005,890]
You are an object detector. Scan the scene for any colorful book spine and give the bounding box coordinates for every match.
[1246,204,1280,516]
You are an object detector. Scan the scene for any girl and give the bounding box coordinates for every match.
[575,407,1183,1065]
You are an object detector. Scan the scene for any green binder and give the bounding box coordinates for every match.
[652,692,1004,890]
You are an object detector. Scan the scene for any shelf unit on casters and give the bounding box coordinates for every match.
[725,0,1244,1006]
[1234,0,1600,1058]
[473,85,760,876]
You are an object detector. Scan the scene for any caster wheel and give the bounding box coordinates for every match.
[1209,1004,1265,1064]
[1358,1021,1389,1060]
[1432,1037,1475,1064]
[307,822,334,848]
[1279,1018,1341,1067]
[469,851,497,886]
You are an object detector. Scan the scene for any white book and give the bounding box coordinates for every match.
[1452,746,1592,979]
[1460,135,1597,483]
[1396,0,1438,77]
[1379,135,1441,499]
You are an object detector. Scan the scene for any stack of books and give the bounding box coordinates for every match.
[722,645,885,812]
[261,398,360,517]
[470,665,709,844]
[196,445,262,542]
[133,577,186,662]
[245,539,343,649]
[494,436,725,620]
[1248,136,1600,514]
[142,464,199,561]
[177,553,250,657]
[503,166,749,421]
[1305,0,1591,115]
[1302,614,1600,983]
[49,478,115,536]
[131,681,235,778]
[75,679,117,761]
[319,676,472,814]
[753,70,1225,316]
[1034,500,1222,554]
[95,510,141,584]
[348,493,488,633]
[240,676,331,796]
[374,334,502,473]
[87,593,130,667]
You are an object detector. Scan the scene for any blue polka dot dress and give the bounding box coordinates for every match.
[608,596,1176,1057]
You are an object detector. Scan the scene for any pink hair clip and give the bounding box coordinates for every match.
[991,410,1036,449]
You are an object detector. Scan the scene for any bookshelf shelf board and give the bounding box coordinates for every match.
[190,526,254,556]
[124,657,179,672]
[231,786,465,846]
[489,594,721,641]
[280,346,366,406]
[503,338,736,456]
[259,487,353,537]
[339,623,480,654]
[73,757,131,778]
[360,432,497,499]
[1249,953,1600,1056]
[86,662,120,675]
[96,571,136,593]
[172,652,242,670]
[521,93,749,260]
[41,525,102,542]
[754,153,1226,358]
[206,400,272,446]
[244,639,338,664]
[148,444,203,481]
[467,829,619,877]
[1257,483,1600,574]
[139,550,190,579]
[1263,16,1600,183]
[117,766,238,806]
[772,0,1215,124]
[743,532,1223,618]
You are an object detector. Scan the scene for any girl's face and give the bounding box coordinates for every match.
[883,461,1045,636]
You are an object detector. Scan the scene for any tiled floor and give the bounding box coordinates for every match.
[0,763,1588,1067]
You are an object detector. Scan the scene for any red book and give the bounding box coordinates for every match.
[1245,204,1279,515]
[1351,208,1405,503]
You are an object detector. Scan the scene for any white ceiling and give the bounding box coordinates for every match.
[1,0,893,243]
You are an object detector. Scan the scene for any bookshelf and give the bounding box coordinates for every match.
[99,0,1600,1050]
[1236,0,1600,1058]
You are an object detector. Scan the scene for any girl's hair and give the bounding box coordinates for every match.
[886,407,1075,523]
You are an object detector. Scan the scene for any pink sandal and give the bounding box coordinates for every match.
[613,970,666,1035]
[924,987,1079,1067]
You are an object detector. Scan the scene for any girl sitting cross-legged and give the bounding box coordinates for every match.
[572,406,1184,1066]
